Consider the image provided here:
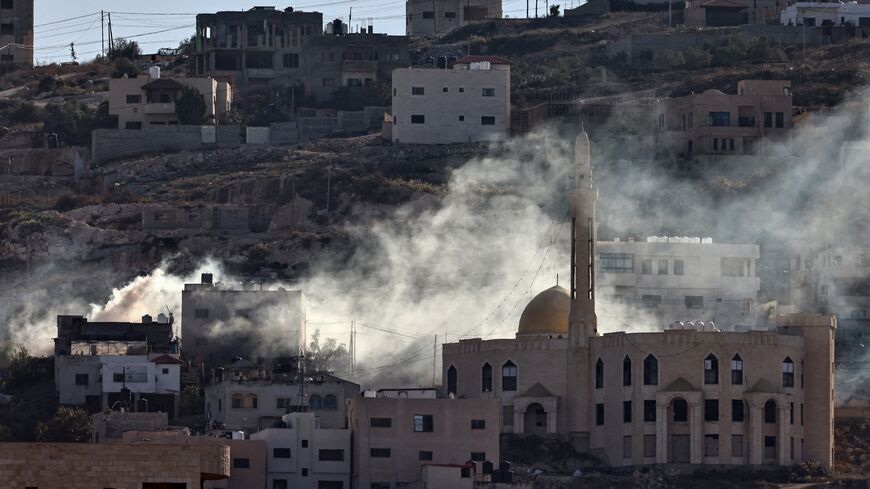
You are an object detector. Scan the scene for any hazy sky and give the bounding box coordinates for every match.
[32,0,546,64]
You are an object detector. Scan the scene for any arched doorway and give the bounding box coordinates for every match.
[447,366,457,397]
[668,397,690,463]
[524,402,547,435]
[763,399,778,463]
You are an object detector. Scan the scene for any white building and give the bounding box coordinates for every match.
[781,2,870,26]
[251,412,351,489]
[406,0,502,37]
[389,56,511,145]
[596,237,761,330]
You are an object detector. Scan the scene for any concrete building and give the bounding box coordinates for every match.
[597,237,761,330]
[251,412,351,489]
[0,0,33,65]
[685,0,780,26]
[655,80,793,158]
[348,394,500,488]
[390,56,511,144]
[0,440,230,488]
[205,358,360,432]
[108,70,232,129]
[781,2,870,27]
[406,0,502,36]
[441,130,836,468]
[181,273,306,364]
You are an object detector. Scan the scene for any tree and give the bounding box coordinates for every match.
[34,407,91,442]
[179,385,203,416]
[305,330,350,373]
[549,4,561,16]
[175,87,209,125]
[111,57,137,79]
[110,38,141,61]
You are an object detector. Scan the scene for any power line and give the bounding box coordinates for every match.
[35,12,101,28]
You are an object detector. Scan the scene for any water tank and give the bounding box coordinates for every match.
[231,430,245,440]
[671,321,684,330]
[483,461,494,475]
[157,313,169,324]
[142,314,153,324]
[148,66,160,79]
[201,273,213,285]
[364,389,377,398]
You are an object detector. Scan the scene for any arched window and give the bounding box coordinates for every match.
[447,366,458,396]
[782,357,794,387]
[704,354,719,385]
[309,394,323,410]
[323,394,338,410]
[231,393,244,409]
[731,354,744,385]
[672,398,688,422]
[246,394,258,409]
[481,363,492,392]
[764,399,777,423]
[643,355,658,385]
[595,359,604,389]
[502,361,517,391]
[623,356,632,386]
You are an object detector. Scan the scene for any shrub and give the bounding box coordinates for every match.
[175,86,208,125]
[111,57,137,78]
[8,101,41,124]
[34,407,91,442]
[683,48,712,69]
[653,49,685,71]
[109,38,141,61]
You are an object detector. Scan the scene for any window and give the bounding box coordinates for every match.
[673,259,684,275]
[732,400,745,422]
[471,419,486,429]
[273,448,292,458]
[595,403,604,425]
[482,363,492,392]
[722,257,748,277]
[445,11,457,17]
[231,394,243,409]
[302,468,308,476]
[371,484,390,489]
[126,95,141,104]
[273,480,288,489]
[657,259,668,275]
[642,258,652,274]
[732,434,744,457]
[113,373,124,383]
[502,361,517,391]
[623,401,632,423]
[709,111,730,126]
[322,78,335,87]
[75,374,88,386]
[125,121,142,130]
[764,400,777,424]
[704,354,719,385]
[775,112,784,128]
[713,138,719,151]
[704,435,719,457]
[0,23,12,35]
[643,355,658,385]
[347,78,362,87]
[729,138,735,151]
[623,435,632,458]
[481,116,496,126]
[370,417,392,428]
[233,458,250,468]
[194,308,209,319]
[276,397,292,410]
[503,405,514,425]
[595,359,604,389]
[413,414,434,432]
[317,482,343,489]
[283,53,299,68]
[447,365,457,396]
[642,295,661,309]
[782,357,795,387]
[482,88,495,97]
[161,368,169,374]
[644,434,656,457]
[764,112,772,128]
[790,402,795,425]
[319,449,344,461]
[410,114,425,124]
[459,115,465,121]
[470,452,486,462]
[248,394,258,409]
[0,1,12,9]
[623,356,632,386]
[764,436,777,459]
[685,296,704,309]
[412,86,425,95]
[422,10,434,18]
[370,448,391,458]
[600,253,634,273]
[419,450,433,461]
[704,399,719,422]
[302,440,309,448]
[644,400,656,422]
[673,399,688,422]
[731,355,743,385]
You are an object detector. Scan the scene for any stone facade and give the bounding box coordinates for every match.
[406,0,502,36]
[0,0,33,65]
[108,74,232,129]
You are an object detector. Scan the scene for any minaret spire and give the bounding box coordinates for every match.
[568,129,598,345]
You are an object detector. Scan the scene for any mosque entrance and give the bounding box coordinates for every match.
[524,403,548,435]
[670,435,691,463]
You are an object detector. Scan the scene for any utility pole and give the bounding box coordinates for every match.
[431,334,437,386]
[291,177,296,229]
[107,12,114,57]
[325,166,332,219]
[527,0,530,18]
[69,42,76,63]
[535,0,539,18]
[101,11,105,57]
[349,320,355,379]
[668,0,672,28]
[348,7,352,33]
[432,0,438,33]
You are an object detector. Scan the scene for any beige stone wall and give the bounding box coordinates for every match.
[108,76,231,129]
[0,441,230,488]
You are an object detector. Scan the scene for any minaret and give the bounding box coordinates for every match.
[568,129,598,345]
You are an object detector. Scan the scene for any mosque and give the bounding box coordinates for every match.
[442,131,836,468]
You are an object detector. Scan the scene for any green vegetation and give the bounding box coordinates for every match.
[34,407,92,443]
[175,87,209,125]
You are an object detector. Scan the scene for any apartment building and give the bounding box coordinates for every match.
[685,0,780,27]
[205,358,360,432]
[597,237,761,330]
[108,69,232,129]
[781,2,870,27]
[390,56,511,144]
[655,80,793,157]
[251,412,351,489]
[181,273,306,363]
[0,0,32,65]
[406,0,502,37]
[348,394,500,488]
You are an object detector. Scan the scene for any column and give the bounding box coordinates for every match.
[656,402,668,464]
[689,400,703,464]
[748,400,763,465]
[778,404,789,465]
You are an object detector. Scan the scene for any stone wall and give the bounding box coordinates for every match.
[92,126,206,164]
[0,146,88,176]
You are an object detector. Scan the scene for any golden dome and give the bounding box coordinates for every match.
[517,285,571,336]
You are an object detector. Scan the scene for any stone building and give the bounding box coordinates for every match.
[781,2,870,27]
[0,0,32,65]
[685,0,781,27]
[597,237,761,330]
[205,358,360,432]
[108,70,232,129]
[441,130,836,468]
[389,56,511,144]
[348,394,500,488]
[655,80,793,158]
[406,0,502,36]
[0,440,230,488]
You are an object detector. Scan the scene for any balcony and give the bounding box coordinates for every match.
[144,102,176,115]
